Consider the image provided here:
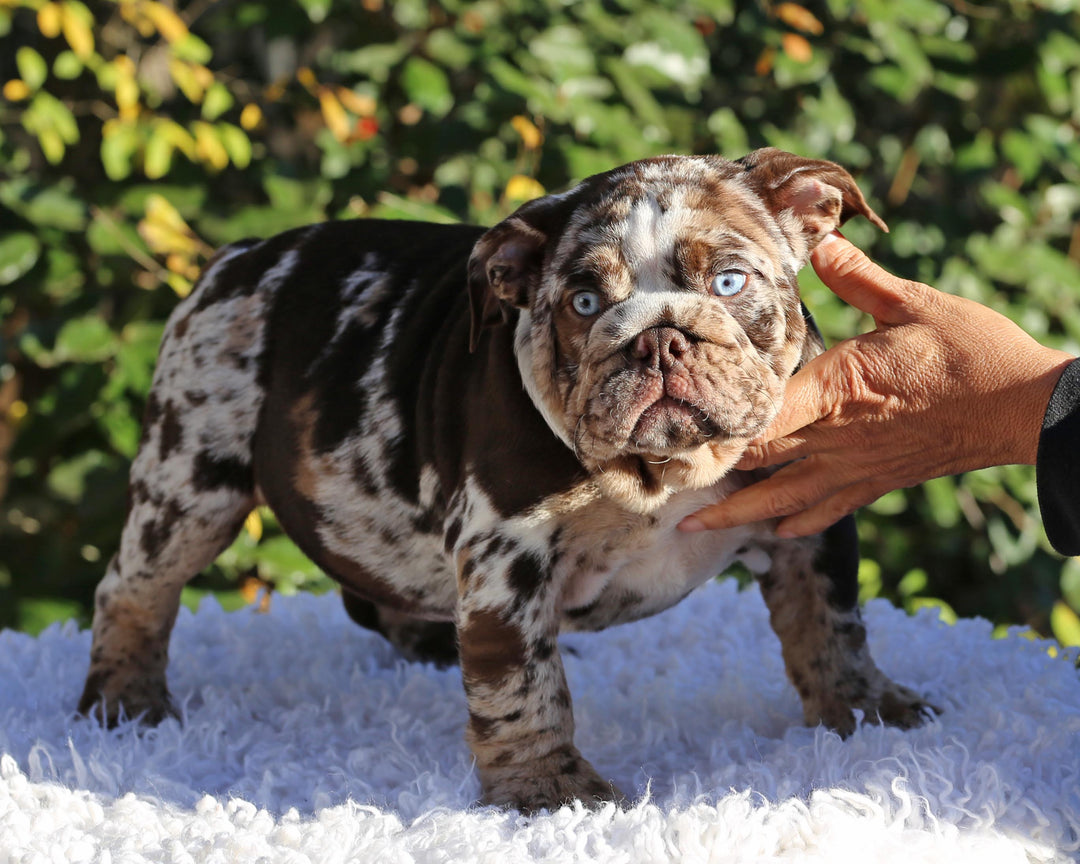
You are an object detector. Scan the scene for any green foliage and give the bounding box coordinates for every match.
[1,0,1079,642]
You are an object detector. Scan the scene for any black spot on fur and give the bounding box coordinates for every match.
[533,638,556,662]
[184,390,208,406]
[140,393,162,447]
[507,552,547,606]
[444,518,463,554]
[140,499,185,559]
[814,515,860,610]
[158,400,183,462]
[192,451,253,493]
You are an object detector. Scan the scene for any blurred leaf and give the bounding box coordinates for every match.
[47,449,112,503]
[53,315,119,364]
[52,50,82,80]
[4,182,88,231]
[60,0,95,59]
[401,57,453,118]
[0,232,41,285]
[776,3,823,35]
[217,123,251,169]
[1050,601,1080,647]
[101,120,141,181]
[201,82,233,120]
[16,47,48,92]
[172,33,212,64]
[139,193,203,255]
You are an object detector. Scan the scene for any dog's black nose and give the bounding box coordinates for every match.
[630,326,690,371]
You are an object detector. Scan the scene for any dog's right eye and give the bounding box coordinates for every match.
[572,290,602,317]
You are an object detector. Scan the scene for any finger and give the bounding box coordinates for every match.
[735,435,811,470]
[678,459,842,531]
[810,233,933,326]
[774,480,886,538]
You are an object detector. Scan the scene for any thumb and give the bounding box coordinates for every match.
[810,232,933,326]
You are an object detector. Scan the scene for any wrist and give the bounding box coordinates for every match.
[1011,349,1076,465]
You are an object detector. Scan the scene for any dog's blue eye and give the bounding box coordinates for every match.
[712,271,747,297]
[572,290,602,316]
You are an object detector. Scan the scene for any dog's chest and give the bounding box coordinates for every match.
[548,483,771,630]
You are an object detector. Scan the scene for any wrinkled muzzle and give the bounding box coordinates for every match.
[567,308,785,463]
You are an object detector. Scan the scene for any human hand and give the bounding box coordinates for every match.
[680,232,1075,538]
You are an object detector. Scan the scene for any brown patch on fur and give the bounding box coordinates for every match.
[459,608,528,689]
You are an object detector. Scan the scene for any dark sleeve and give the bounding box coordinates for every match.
[1037,358,1080,556]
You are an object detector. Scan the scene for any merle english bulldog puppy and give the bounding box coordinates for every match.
[79,148,935,812]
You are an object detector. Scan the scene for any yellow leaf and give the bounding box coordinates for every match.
[141,1,189,42]
[159,119,197,159]
[239,102,262,130]
[776,2,824,35]
[781,32,813,63]
[140,193,201,255]
[37,2,62,37]
[511,115,543,150]
[296,66,317,92]
[191,63,213,90]
[318,88,350,142]
[116,75,139,112]
[505,174,545,202]
[1051,600,1080,647]
[60,1,95,59]
[8,400,28,422]
[2,79,31,101]
[165,271,193,297]
[244,509,263,541]
[193,120,229,171]
[169,58,204,103]
[336,87,375,116]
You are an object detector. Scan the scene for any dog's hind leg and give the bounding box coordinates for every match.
[341,591,459,667]
[79,245,271,725]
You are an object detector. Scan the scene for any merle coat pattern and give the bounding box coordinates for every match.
[80,149,934,812]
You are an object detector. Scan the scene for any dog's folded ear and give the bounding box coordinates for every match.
[736,147,887,253]
[467,192,577,353]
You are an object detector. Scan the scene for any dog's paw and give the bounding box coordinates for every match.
[815,679,939,737]
[868,681,941,730]
[77,669,178,727]
[479,745,626,813]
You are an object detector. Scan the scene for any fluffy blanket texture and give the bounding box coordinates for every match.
[1,579,1078,863]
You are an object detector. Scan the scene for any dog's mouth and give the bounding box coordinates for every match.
[629,392,720,451]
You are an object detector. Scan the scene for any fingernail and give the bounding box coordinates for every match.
[817,229,844,248]
[678,516,706,533]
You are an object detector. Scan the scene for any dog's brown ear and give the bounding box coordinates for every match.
[467,192,575,352]
[736,148,887,251]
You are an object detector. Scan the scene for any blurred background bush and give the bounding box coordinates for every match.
[1,0,1079,644]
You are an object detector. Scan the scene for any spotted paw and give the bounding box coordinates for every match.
[478,745,626,813]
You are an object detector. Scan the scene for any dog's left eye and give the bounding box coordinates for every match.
[572,290,602,316]
[712,271,747,297]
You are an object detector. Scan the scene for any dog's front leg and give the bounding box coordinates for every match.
[759,516,937,735]
[456,544,621,812]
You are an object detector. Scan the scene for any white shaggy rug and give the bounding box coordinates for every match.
[1,579,1078,863]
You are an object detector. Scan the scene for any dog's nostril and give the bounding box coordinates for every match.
[630,327,688,368]
[632,332,655,362]
[666,329,689,359]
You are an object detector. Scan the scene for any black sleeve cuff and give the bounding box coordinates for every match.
[1037,357,1080,557]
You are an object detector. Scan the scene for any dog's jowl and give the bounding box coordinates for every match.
[79,148,935,812]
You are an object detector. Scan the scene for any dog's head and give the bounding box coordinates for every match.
[468,148,886,511]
